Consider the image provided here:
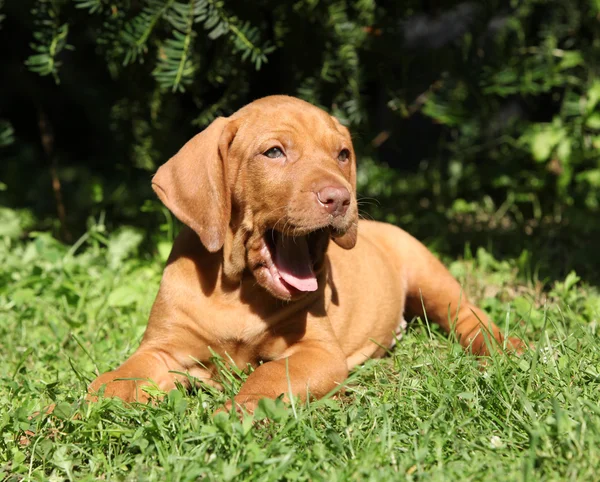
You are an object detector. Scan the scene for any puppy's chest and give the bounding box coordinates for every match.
[204,309,293,368]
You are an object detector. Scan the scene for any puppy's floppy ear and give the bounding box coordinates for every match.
[152,117,237,252]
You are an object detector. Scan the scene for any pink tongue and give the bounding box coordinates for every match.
[274,234,318,292]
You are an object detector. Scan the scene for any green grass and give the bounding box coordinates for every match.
[2,222,600,481]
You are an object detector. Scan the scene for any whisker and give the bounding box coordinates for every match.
[358,210,375,221]
[357,200,379,207]
[271,215,288,245]
[357,196,381,206]
[282,219,292,242]
[263,205,288,221]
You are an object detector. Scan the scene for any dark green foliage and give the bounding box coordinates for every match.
[24,0,72,82]
[0,0,599,279]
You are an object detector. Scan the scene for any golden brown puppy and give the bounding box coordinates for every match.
[89,96,523,412]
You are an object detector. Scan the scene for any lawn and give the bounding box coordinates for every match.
[2,220,600,481]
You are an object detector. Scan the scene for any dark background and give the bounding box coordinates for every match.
[1,0,599,283]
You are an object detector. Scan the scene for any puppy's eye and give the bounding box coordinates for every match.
[338,149,350,162]
[264,147,285,159]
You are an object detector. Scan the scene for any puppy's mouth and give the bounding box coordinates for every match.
[257,229,327,299]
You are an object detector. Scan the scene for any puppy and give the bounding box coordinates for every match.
[89,96,523,412]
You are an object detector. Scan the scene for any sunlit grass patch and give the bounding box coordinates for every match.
[2,224,599,481]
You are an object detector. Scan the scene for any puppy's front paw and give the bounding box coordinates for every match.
[87,372,151,404]
[505,337,530,355]
[213,398,259,419]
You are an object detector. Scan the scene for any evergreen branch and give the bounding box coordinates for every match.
[228,22,253,51]
[215,11,273,69]
[173,0,195,91]
[25,0,72,83]
[117,0,274,90]
[121,0,176,65]
[74,0,106,14]
[191,0,273,70]
[227,21,273,69]
[152,0,196,92]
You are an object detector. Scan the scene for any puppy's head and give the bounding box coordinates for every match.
[153,95,358,300]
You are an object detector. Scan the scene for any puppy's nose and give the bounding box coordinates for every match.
[317,186,351,216]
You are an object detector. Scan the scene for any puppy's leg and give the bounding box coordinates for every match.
[226,340,348,413]
[399,231,524,355]
[87,348,188,404]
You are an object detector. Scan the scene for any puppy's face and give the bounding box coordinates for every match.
[152,96,358,301]
[228,97,358,300]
